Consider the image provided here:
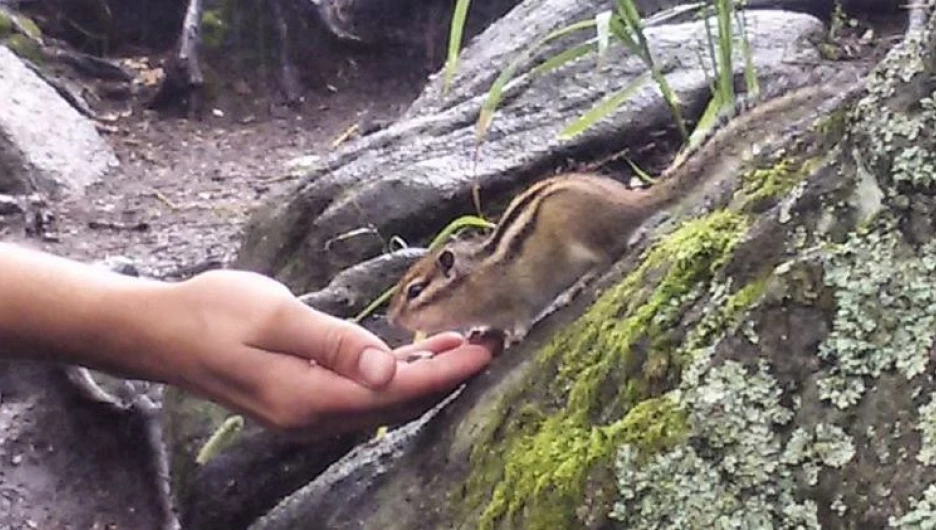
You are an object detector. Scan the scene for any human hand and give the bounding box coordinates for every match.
[145,270,494,438]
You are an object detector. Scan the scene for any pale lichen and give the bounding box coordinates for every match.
[916,392,936,466]
[816,223,936,408]
[853,16,936,193]
[613,358,855,529]
[609,5,936,528]
[889,483,936,529]
[783,424,856,486]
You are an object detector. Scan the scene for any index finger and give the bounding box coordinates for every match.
[277,339,493,417]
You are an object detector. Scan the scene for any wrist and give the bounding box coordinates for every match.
[87,277,181,382]
[0,244,194,383]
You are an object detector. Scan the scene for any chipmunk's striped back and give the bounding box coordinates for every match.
[388,80,863,341]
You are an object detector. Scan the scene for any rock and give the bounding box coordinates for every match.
[311,0,521,47]
[0,194,22,215]
[0,360,163,529]
[0,45,118,196]
[94,255,140,277]
[235,1,855,294]
[297,247,424,317]
[227,0,936,529]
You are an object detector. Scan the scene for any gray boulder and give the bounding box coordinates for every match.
[0,45,117,196]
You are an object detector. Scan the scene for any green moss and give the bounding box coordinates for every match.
[5,33,41,63]
[12,13,41,40]
[463,211,748,530]
[608,9,936,529]
[681,275,769,358]
[202,9,230,50]
[480,397,689,527]
[739,156,821,212]
[554,210,749,394]
[459,18,888,526]
[813,102,852,143]
[0,12,13,39]
[614,397,688,460]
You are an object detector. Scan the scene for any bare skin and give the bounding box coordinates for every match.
[0,243,494,438]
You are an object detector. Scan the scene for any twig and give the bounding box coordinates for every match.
[150,190,179,210]
[331,123,360,148]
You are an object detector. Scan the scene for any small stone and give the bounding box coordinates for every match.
[96,256,139,277]
[11,454,23,465]
[0,194,22,216]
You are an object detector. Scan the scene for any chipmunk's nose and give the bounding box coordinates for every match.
[385,304,406,328]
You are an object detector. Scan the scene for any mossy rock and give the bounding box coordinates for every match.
[0,11,13,39]
[12,13,41,40]
[5,33,41,63]
[236,5,933,530]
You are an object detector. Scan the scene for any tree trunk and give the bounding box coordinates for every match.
[146,0,205,115]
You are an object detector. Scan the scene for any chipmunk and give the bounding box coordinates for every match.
[387,82,856,342]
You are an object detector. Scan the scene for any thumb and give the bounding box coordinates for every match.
[261,300,398,389]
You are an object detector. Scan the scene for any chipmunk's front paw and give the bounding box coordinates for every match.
[467,327,507,356]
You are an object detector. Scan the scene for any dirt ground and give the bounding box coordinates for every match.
[36,54,427,278]
[0,35,429,530]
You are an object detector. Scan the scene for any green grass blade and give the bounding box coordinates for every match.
[443,0,472,94]
[531,41,596,76]
[477,60,523,139]
[596,10,612,67]
[735,3,760,96]
[559,70,652,139]
[650,68,687,140]
[643,2,707,26]
[477,19,596,139]
[625,156,655,185]
[353,286,396,324]
[678,92,724,166]
[426,215,495,249]
[613,0,687,139]
[608,16,640,57]
[714,0,735,106]
[196,415,245,465]
[701,4,718,84]
[615,0,644,31]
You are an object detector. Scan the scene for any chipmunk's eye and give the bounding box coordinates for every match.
[406,281,428,300]
[437,249,455,277]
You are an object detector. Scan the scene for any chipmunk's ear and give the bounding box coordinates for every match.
[437,248,456,278]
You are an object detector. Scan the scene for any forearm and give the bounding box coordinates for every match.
[0,244,496,436]
[0,243,177,380]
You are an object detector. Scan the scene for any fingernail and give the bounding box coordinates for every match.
[358,347,396,389]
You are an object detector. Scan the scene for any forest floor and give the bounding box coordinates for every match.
[32,47,429,280]
[1,38,431,530]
